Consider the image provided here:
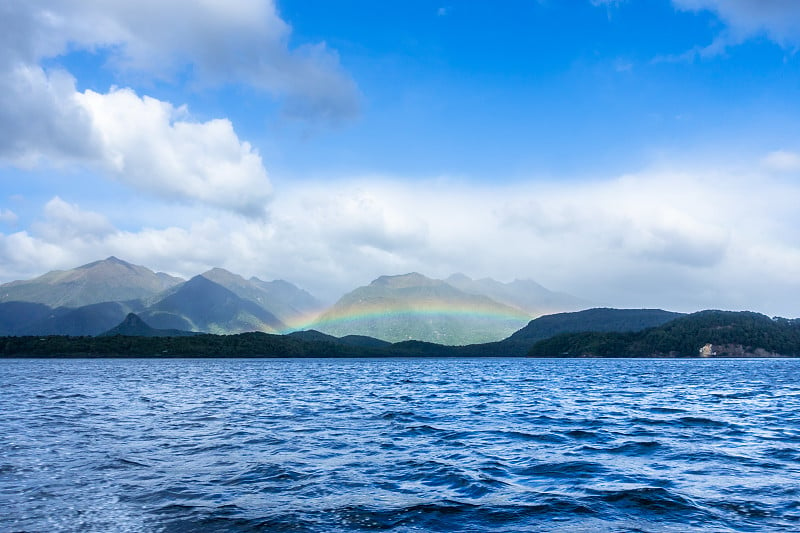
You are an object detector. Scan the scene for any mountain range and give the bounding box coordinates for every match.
[2,259,794,357]
[0,257,592,343]
[0,256,182,308]
[0,257,322,337]
[445,273,590,316]
[309,272,591,344]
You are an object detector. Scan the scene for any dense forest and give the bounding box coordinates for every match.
[0,332,461,358]
[2,310,799,358]
[527,311,800,357]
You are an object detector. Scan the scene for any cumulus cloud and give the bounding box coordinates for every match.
[0,0,358,122]
[671,0,800,54]
[32,197,115,242]
[78,87,271,216]
[0,0,358,216]
[0,65,98,165]
[0,69,271,216]
[0,199,114,277]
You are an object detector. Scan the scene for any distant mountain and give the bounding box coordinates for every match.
[287,329,340,343]
[140,275,287,334]
[0,257,183,308]
[508,308,684,343]
[445,274,591,316]
[0,257,324,336]
[200,268,322,328]
[311,272,531,344]
[0,302,53,335]
[456,307,684,356]
[101,313,197,337]
[288,329,393,348]
[18,301,145,336]
[528,310,800,357]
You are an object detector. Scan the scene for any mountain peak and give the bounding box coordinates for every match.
[371,272,440,289]
[184,274,225,289]
[446,273,473,284]
[79,256,135,271]
[313,273,531,344]
[201,267,245,284]
[0,257,183,308]
[100,312,197,337]
[203,267,235,276]
[122,312,149,327]
[142,274,287,334]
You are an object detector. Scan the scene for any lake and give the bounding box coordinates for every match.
[2,358,800,532]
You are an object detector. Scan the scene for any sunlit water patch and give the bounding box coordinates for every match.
[2,358,800,532]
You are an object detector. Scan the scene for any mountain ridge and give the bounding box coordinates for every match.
[200,268,323,328]
[528,310,800,357]
[445,273,591,316]
[0,258,592,342]
[312,272,536,344]
[140,275,287,334]
[0,257,183,308]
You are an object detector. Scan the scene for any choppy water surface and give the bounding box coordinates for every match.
[3,358,800,532]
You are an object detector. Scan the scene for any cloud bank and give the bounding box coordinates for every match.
[2,158,798,317]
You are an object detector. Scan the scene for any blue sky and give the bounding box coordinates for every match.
[1,0,799,316]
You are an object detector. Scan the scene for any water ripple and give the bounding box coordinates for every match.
[2,357,800,532]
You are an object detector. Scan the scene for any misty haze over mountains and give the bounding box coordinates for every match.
[0,257,591,344]
[0,257,321,338]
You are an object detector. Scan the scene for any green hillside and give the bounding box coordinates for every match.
[456,307,683,356]
[528,310,800,357]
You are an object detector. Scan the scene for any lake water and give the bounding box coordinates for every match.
[2,358,800,532]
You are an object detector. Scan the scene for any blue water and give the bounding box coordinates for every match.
[2,358,800,532]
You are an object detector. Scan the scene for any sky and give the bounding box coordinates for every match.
[0,0,799,316]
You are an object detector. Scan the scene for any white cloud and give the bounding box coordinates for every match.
[2,157,798,317]
[32,197,115,242]
[78,87,271,217]
[671,0,800,54]
[0,65,98,166]
[0,208,17,225]
[0,70,272,216]
[0,1,354,218]
[0,0,358,122]
[763,150,800,173]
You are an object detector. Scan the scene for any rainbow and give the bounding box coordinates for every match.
[303,301,532,330]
